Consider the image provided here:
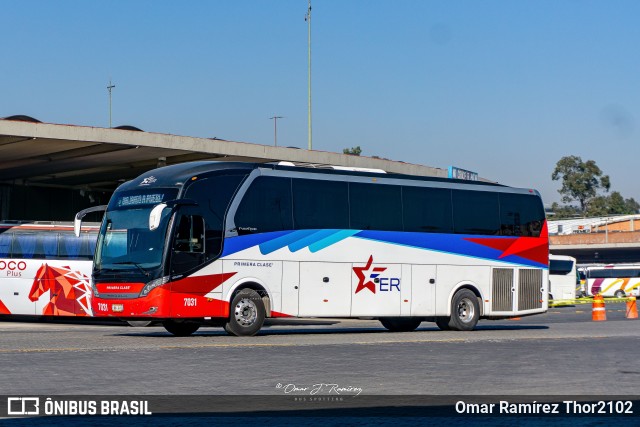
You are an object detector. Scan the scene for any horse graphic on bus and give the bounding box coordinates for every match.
[29,263,93,316]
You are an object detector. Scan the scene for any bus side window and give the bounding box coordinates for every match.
[36,233,59,259]
[234,177,293,235]
[0,233,13,257]
[13,233,37,259]
[171,214,206,275]
[174,215,205,253]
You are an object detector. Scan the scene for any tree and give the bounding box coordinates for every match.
[551,156,610,215]
[550,202,580,219]
[586,192,640,217]
[343,146,362,156]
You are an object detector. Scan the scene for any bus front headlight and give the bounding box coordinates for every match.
[140,276,169,297]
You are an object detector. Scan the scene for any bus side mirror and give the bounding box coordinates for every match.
[74,205,107,237]
[149,203,168,231]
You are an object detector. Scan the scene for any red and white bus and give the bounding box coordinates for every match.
[77,162,549,336]
[0,222,98,317]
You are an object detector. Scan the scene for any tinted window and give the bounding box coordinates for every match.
[292,179,349,229]
[349,183,402,231]
[452,190,500,235]
[12,233,37,258]
[499,193,545,237]
[235,177,293,235]
[185,174,246,258]
[0,233,12,257]
[597,269,640,279]
[589,269,615,279]
[549,259,574,275]
[402,186,453,233]
[36,234,59,259]
[59,233,95,260]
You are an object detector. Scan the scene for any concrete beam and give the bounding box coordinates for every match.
[0,120,451,178]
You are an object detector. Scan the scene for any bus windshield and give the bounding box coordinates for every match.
[95,189,177,272]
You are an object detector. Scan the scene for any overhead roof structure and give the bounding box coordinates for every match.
[0,117,451,191]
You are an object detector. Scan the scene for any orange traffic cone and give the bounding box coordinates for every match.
[592,294,606,321]
[626,297,638,319]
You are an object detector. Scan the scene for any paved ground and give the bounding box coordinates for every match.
[0,302,638,396]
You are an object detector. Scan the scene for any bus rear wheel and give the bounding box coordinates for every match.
[162,319,201,337]
[614,290,626,298]
[224,289,266,337]
[379,317,422,332]
[440,289,480,331]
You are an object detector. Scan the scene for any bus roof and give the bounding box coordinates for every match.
[117,161,520,194]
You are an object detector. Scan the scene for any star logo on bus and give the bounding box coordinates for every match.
[353,255,387,294]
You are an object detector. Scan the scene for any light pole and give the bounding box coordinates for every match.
[305,0,312,150]
[107,79,115,128]
[270,116,284,146]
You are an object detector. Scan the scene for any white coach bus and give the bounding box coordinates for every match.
[584,264,640,298]
[78,162,549,336]
[548,254,577,301]
[0,223,98,317]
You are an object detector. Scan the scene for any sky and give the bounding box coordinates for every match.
[1,0,639,207]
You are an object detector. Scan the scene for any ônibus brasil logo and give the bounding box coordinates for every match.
[353,255,400,294]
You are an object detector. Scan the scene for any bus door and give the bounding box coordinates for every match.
[280,261,299,317]
[298,262,351,317]
[169,212,208,316]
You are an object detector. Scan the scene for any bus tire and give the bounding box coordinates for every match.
[162,319,201,337]
[435,317,451,331]
[445,289,480,331]
[615,290,626,298]
[224,288,265,337]
[379,317,422,332]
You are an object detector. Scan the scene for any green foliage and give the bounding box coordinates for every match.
[549,202,581,219]
[551,155,610,215]
[343,146,362,156]
[585,192,640,217]
[551,156,639,217]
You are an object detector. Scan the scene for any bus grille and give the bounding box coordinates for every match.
[518,269,543,311]
[492,268,514,311]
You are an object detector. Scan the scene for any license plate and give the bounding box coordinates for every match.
[112,304,124,313]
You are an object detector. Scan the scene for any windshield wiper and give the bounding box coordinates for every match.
[113,261,150,277]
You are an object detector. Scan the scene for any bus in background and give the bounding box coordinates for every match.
[584,265,640,298]
[78,161,549,337]
[0,223,98,317]
[548,254,577,301]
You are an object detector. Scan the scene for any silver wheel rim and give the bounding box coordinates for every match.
[457,297,475,323]
[234,298,258,327]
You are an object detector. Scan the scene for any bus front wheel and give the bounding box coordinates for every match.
[224,289,266,337]
[380,317,422,332]
[440,289,480,331]
[163,319,201,337]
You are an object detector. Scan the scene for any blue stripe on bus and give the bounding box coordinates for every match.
[222,229,546,268]
[308,229,359,253]
[287,229,339,253]
[258,229,316,255]
[354,230,546,268]
[221,230,292,257]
